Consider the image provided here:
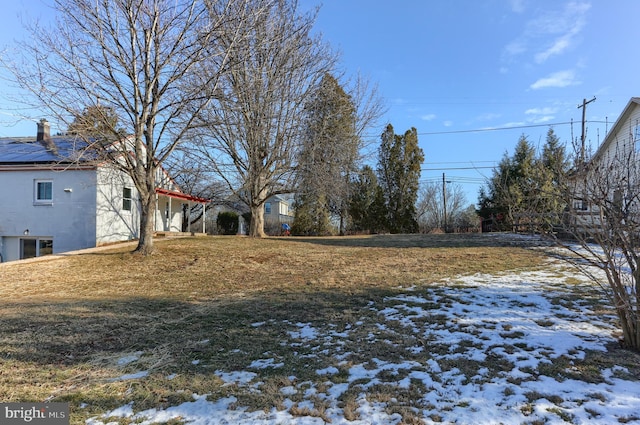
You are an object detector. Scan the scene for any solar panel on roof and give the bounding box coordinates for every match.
[0,137,96,163]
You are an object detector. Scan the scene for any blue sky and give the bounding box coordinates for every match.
[309,0,640,202]
[1,0,639,204]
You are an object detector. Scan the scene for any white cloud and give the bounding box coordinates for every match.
[530,70,579,89]
[525,107,558,115]
[535,35,573,64]
[501,121,527,128]
[421,114,436,121]
[443,120,453,127]
[531,115,555,124]
[504,1,591,63]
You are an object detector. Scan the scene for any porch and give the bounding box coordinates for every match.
[155,188,209,234]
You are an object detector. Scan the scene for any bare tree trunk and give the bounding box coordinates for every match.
[135,193,156,255]
[250,204,266,238]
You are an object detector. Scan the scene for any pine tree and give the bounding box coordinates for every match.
[376,124,424,233]
[541,129,569,205]
[478,131,569,232]
[348,165,379,233]
[295,73,359,235]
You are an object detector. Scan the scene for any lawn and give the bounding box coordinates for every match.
[0,233,638,424]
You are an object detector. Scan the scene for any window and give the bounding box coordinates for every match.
[34,180,53,204]
[20,239,36,259]
[39,239,53,256]
[264,202,271,214]
[635,125,640,152]
[573,199,588,211]
[20,238,53,259]
[279,202,288,216]
[123,187,132,211]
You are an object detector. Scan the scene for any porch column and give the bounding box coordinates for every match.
[168,196,172,231]
[188,202,192,233]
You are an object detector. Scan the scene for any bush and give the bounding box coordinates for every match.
[216,211,239,235]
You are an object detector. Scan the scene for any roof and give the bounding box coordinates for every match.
[0,136,96,164]
[1,133,205,202]
[591,97,640,162]
[156,188,209,204]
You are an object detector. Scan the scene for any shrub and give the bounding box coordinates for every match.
[216,211,239,235]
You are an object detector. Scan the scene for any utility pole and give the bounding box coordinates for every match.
[442,173,448,233]
[578,97,596,166]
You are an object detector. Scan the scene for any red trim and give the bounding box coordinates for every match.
[156,188,209,204]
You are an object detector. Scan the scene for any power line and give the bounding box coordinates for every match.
[423,160,496,165]
[363,120,610,139]
[422,166,495,171]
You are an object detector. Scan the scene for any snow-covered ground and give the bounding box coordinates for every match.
[87,263,640,425]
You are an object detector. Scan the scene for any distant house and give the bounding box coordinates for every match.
[0,119,207,262]
[212,193,294,235]
[263,194,295,232]
[567,97,640,232]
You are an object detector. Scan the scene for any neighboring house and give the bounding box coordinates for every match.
[568,97,640,232]
[263,194,295,231]
[586,97,640,176]
[212,193,295,235]
[0,119,207,262]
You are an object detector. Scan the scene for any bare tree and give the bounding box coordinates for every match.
[554,137,640,351]
[191,0,336,237]
[417,180,467,233]
[2,0,246,254]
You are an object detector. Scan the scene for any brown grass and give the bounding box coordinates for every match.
[0,233,601,424]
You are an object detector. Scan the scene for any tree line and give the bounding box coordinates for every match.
[3,0,389,251]
[294,123,424,236]
[477,128,569,233]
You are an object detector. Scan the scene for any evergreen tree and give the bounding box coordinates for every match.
[348,165,379,233]
[67,105,124,141]
[489,135,537,229]
[295,73,359,235]
[540,128,570,220]
[292,192,332,235]
[376,124,424,233]
[478,131,569,232]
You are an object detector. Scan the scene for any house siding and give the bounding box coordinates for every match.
[568,98,640,234]
[0,168,98,261]
[597,102,640,164]
[95,165,140,244]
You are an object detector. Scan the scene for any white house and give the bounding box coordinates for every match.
[0,120,207,262]
[588,97,640,170]
[263,194,295,231]
[211,193,294,235]
[567,97,640,232]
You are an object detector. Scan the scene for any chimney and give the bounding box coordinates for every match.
[37,118,50,142]
[37,118,57,154]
